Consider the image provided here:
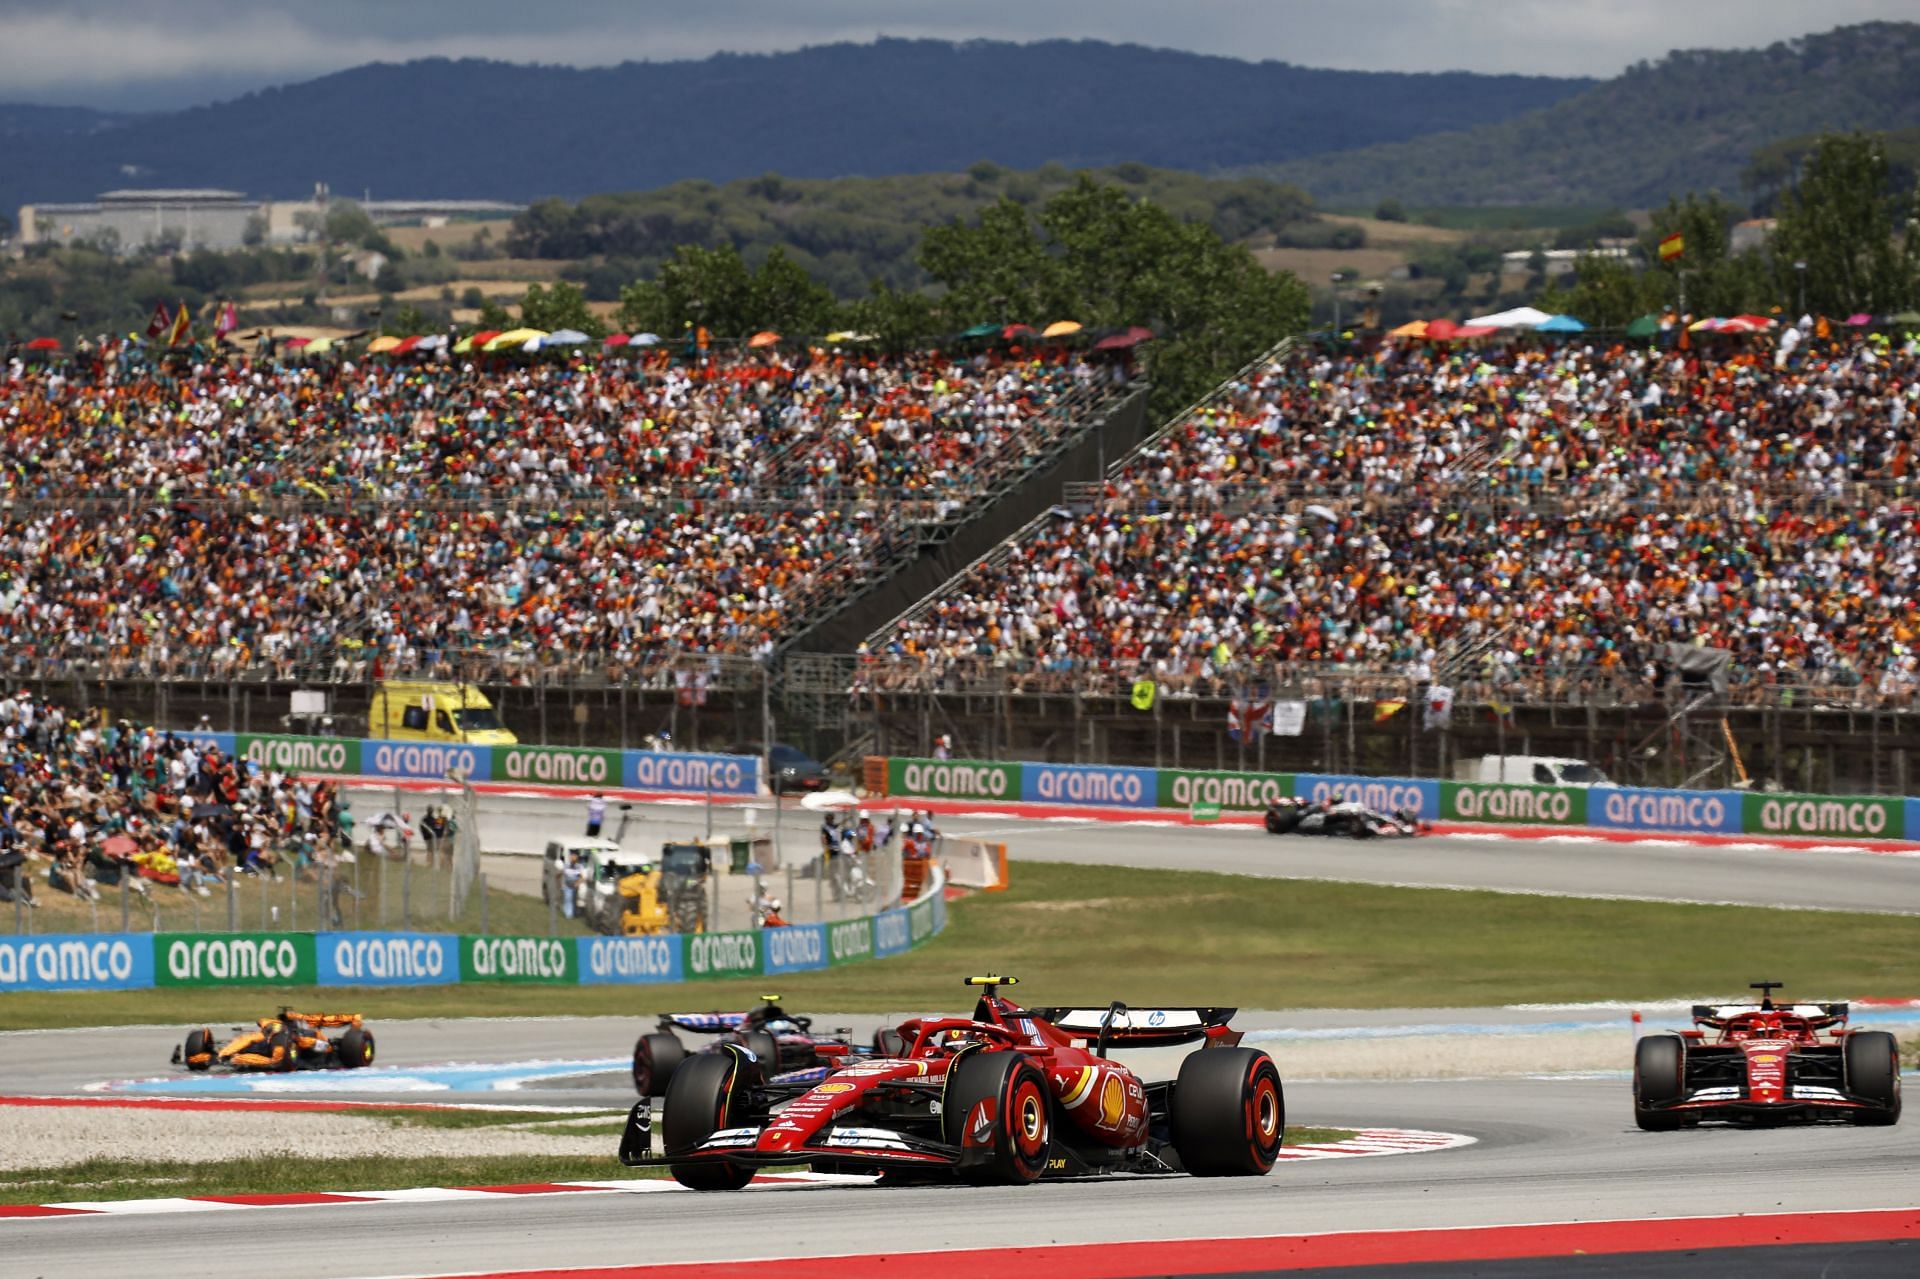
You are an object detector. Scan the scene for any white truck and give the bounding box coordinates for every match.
[1453,755,1614,787]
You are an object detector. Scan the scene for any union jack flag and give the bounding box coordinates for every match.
[1227,700,1271,742]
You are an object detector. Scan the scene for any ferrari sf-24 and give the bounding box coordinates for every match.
[619,976,1285,1189]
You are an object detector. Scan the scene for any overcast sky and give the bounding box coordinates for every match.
[3,0,1913,110]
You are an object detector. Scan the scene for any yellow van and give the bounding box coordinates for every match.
[368,681,518,745]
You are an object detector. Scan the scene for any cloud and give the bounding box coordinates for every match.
[0,0,1913,109]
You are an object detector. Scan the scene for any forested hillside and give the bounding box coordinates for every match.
[1263,22,1920,206]
[0,39,1584,215]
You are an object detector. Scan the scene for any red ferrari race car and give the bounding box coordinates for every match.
[1633,982,1902,1129]
[170,1009,377,1073]
[632,996,858,1097]
[618,976,1284,1189]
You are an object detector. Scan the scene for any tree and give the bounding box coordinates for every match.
[1768,132,1920,315]
[617,243,755,336]
[518,280,606,337]
[919,175,1309,418]
[746,246,836,334]
[1642,194,1769,316]
[1374,198,1407,222]
[1535,253,1662,328]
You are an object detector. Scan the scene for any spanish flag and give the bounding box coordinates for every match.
[1658,232,1684,262]
[1373,699,1407,723]
[166,301,191,347]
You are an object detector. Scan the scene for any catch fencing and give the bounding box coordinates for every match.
[0,872,946,992]
[867,755,1920,843]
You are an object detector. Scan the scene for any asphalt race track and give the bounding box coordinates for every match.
[8,1066,1917,1278]
[7,815,1919,1276]
[405,790,1920,915]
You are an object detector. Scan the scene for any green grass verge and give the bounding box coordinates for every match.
[0,1154,660,1205]
[5,862,1918,1031]
[1,1127,1358,1204]
[373,1108,629,1131]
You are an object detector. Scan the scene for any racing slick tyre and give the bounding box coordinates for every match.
[182,1028,213,1071]
[942,1051,1052,1185]
[873,1027,908,1058]
[1171,1046,1284,1176]
[335,1028,375,1069]
[1633,1035,1686,1130]
[1844,1031,1902,1126]
[663,1048,762,1190]
[743,1030,780,1075]
[632,1032,687,1098]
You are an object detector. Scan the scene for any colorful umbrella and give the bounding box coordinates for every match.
[367,335,403,354]
[957,322,1000,339]
[747,331,781,348]
[391,336,424,355]
[1624,314,1662,339]
[1466,306,1552,329]
[604,333,631,346]
[823,330,876,343]
[1092,325,1156,350]
[1844,313,1875,326]
[484,328,546,351]
[1423,319,1462,340]
[1041,320,1083,338]
[1001,324,1034,339]
[1386,320,1429,338]
[1535,314,1586,333]
[536,329,591,348]
[24,337,61,350]
[630,332,662,346]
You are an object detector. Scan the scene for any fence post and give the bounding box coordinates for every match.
[479,873,489,936]
[227,865,236,931]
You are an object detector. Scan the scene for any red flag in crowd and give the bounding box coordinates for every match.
[145,301,171,339]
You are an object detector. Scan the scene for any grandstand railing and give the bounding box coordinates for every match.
[840,653,1920,713]
[862,339,1296,654]
[1057,474,1920,518]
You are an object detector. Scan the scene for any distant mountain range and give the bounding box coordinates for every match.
[5,25,1917,225]
[0,39,1585,217]
[1265,22,1920,206]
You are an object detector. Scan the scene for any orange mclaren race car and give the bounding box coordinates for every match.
[171,1009,377,1073]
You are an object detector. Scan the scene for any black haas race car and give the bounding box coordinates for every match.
[1633,982,1902,1129]
[1264,795,1425,839]
[171,1009,376,1073]
[632,996,858,1096]
[620,976,1284,1190]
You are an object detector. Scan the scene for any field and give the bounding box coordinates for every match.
[7,862,1920,1031]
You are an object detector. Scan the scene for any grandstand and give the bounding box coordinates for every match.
[5,322,1919,795]
[844,324,1920,793]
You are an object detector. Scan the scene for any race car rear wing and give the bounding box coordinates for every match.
[659,1012,750,1034]
[1030,1006,1242,1049]
[1691,1002,1848,1027]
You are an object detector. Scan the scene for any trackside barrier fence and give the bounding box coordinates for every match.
[869,756,1920,843]
[0,871,946,992]
[174,732,760,796]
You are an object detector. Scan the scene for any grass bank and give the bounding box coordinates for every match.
[5,862,1918,1031]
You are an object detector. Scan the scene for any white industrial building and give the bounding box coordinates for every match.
[15,186,523,253]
